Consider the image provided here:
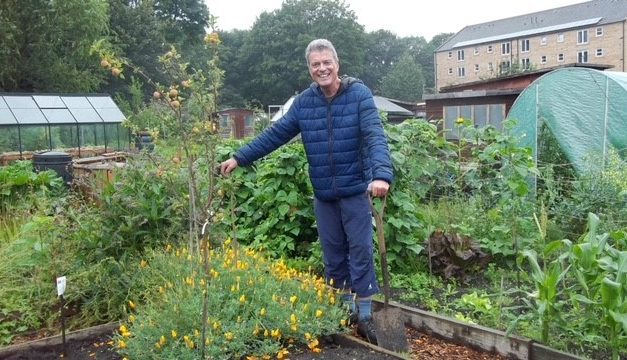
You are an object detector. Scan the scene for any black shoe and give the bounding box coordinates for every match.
[356,317,378,345]
[348,311,358,325]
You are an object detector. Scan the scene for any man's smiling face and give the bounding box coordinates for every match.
[308,49,339,94]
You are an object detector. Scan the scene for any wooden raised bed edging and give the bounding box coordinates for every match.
[0,322,120,358]
[373,299,585,360]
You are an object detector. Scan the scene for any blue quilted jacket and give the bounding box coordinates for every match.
[234,76,393,201]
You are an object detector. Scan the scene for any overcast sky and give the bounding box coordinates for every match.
[205,0,588,40]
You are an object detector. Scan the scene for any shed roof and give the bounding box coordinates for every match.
[270,95,412,123]
[0,94,126,126]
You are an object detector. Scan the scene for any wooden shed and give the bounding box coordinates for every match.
[217,108,255,139]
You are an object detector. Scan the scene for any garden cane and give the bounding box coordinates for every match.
[369,194,408,353]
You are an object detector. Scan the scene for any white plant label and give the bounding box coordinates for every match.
[56,276,66,296]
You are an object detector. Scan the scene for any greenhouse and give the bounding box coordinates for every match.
[507,68,627,173]
[0,94,129,157]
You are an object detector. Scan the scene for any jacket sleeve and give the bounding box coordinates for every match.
[234,98,301,166]
[357,86,394,184]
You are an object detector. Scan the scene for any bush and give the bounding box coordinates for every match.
[115,242,348,359]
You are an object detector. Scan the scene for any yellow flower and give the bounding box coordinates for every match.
[239,294,246,304]
[119,325,128,333]
[312,347,322,353]
[290,295,298,305]
[340,319,347,326]
[171,330,178,338]
[315,309,323,318]
[128,300,136,310]
[159,335,167,346]
[212,321,221,330]
[140,259,148,268]
[455,117,465,125]
[304,332,312,340]
[128,315,136,323]
[260,308,267,317]
[118,340,127,349]
[155,342,161,350]
[290,314,297,324]
[277,348,289,359]
[225,332,234,341]
[290,324,298,332]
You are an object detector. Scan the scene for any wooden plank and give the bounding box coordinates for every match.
[374,300,531,359]
[0,322,119,356]
[531,342,586,360]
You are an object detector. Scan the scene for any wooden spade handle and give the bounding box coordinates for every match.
[369,194,391,307]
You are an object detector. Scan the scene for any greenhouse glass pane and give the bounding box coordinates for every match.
[4,96,37,109]
[79,124,107,147]
[70,108,103,123]
[489,104,505,131]
[95,107,125,122]
[474,105,487,128]
[0,127,19,153]
[0,109,17,125]
[52,125,79,148]
[34,96,65,109]
[43,109,76,124]
[13,108,47,124]
[444,106,459,139]
[20,126,50,152]
[88,96,116,108]
[62,96,91,109]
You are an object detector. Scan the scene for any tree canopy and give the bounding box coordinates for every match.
[0,0,453,110]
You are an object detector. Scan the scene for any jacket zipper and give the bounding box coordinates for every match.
[327,100,336,197]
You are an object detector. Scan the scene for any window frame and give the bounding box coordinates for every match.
[501,42,511,55]
[577,29,589,45]
[521,39,530,52]
[577,50,589,63]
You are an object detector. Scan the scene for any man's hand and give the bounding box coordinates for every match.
[220,158,239,176]
[368,180,390,198]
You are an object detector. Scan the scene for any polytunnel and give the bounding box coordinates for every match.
[507,68,627,173]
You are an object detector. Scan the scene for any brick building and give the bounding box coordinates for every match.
[434,0,627,91]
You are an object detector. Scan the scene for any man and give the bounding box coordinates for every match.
[220,38,393,345]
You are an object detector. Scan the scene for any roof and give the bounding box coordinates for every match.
[438,0,627,52]
[0,93,126,126]
[269,95,412,122]
[373,96,413,116]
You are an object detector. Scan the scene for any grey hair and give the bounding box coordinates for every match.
[305,39,339,66]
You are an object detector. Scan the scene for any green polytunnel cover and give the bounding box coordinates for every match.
[507,68,627,173]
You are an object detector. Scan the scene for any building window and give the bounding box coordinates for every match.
[501,42,510,55]
[499,60,511,74]
[487,45,493,53]
[474,47,480,55]
[540,55,547,64]
[458,67,465,77]
[596,48,604,57]
[474,64,479,72]
[596,27,603,37]
[521,39,530,52]
[457,50,465,61]
[578,50,589,63]
[448,51,453,59]
[557,53,564,62]
[448,68,453,75]
[488,62,494,71]
[540,36,547,45]
[220,114,230,128]
[443,104,506,139]
[577,30,588,44]
[557,33,564,42]
[245,114,254,127]
[521,58,531,70]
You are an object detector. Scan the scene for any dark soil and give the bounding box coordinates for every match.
[0,324,509,360]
